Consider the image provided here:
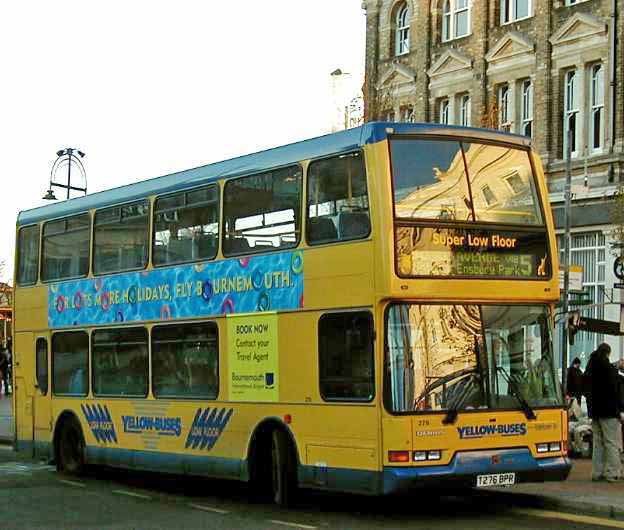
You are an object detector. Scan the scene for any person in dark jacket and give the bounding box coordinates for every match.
[567,357,584,404]
[585,343,621,482]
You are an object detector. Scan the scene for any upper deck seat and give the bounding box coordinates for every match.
[308,217,337,242]
[338,212,370,240]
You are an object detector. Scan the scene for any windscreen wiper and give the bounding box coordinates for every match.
[496,366,536,420]
[441,372,481,425]
[413,367,478,411]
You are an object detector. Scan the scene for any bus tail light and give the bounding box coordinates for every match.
[388,451,410,463]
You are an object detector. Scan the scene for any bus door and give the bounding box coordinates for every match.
[13,331,34,449]
[33,336,52,457]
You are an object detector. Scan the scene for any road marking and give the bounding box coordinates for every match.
[112,489,152,500]
[512,507,624,528]
[58,478,85,487]
[269,519,317,529]
[188,503,230,514]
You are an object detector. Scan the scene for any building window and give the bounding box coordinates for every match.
[395,3,410,56]
[459,94,470,126]
[501,0,532,24]
[442,0,471,42]
[400,105,414,123]
[319,311,374,401]
[589,63,604,152]
[521,79,533,138]
[563,69,579,157]
[498,84,511,132]
[439,98,450,124]
[481,184,497,206]
[559,232,606,363]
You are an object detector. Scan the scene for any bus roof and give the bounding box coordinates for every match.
[18,122,530,226]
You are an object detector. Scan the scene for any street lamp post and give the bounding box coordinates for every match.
[43,148,87,200]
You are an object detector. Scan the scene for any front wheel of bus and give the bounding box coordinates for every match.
[271,429,296,507]
[57,419,85,475]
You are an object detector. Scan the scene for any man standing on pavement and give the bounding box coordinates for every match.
[584,343,622,482]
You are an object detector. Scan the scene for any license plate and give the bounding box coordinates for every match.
[476,473,515,487]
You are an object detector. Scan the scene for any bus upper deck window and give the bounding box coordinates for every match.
[94,200,149,275]
[307,152,370,245]
[42,214,90,282]
[153,185,219,266]
[17,224,40,286]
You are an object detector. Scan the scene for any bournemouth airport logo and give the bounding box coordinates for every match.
[81,404,118,444]
[185,407,234,451]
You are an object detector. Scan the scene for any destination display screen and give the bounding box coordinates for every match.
[395,226,550,279]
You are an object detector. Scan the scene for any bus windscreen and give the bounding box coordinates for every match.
[385,303,562,414]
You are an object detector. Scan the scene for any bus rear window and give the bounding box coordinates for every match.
[390,138,543,226]
[17,225,39,286]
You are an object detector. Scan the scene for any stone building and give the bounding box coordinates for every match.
[362,0,623,363]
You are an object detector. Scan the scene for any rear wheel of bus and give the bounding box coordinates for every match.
[271,429,297,507]
[56,417,85,475]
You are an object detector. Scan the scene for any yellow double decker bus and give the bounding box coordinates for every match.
[12,122,569,505]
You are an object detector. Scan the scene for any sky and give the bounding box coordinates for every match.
[0,0,366,282]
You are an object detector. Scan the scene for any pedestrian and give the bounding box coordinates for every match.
[0,348,8,396]
[567,357,584,405]
[584,343,622,482]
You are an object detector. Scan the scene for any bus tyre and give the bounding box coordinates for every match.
[271,429,297,507]
[57,418,85,475]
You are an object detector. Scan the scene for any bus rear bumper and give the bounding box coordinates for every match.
[382,448,571,495]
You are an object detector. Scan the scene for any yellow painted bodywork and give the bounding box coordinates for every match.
[12,135,563,481]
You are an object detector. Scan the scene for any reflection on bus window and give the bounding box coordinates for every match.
[42,214,90,282]
[17,225,40,286]
[92,328,148,397]
[319,312,374,401]
[385,304,561,413]
[307,152,371,244]
[52,331,88,396]
[153,185,219,266]
[94,201,149,274]
[463,143,543,225]
[223,166,301,256]
[390,139,543,225]
[152,323,218,399]
[391,140,472,221]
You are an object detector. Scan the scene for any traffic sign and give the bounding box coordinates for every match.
[615,283,624,289]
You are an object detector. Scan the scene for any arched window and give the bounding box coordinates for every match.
[441,0,471,42]
[395,3,410,56]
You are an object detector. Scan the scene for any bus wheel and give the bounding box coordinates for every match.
[271,429,297,507]
[57,418,85,475]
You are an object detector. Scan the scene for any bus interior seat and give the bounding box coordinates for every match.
[194,234,217,257]
[339,212,370,239]
[308,217,337,242]
[253,241,275,250]
[167,238,193,261]
[224,237,251,255]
